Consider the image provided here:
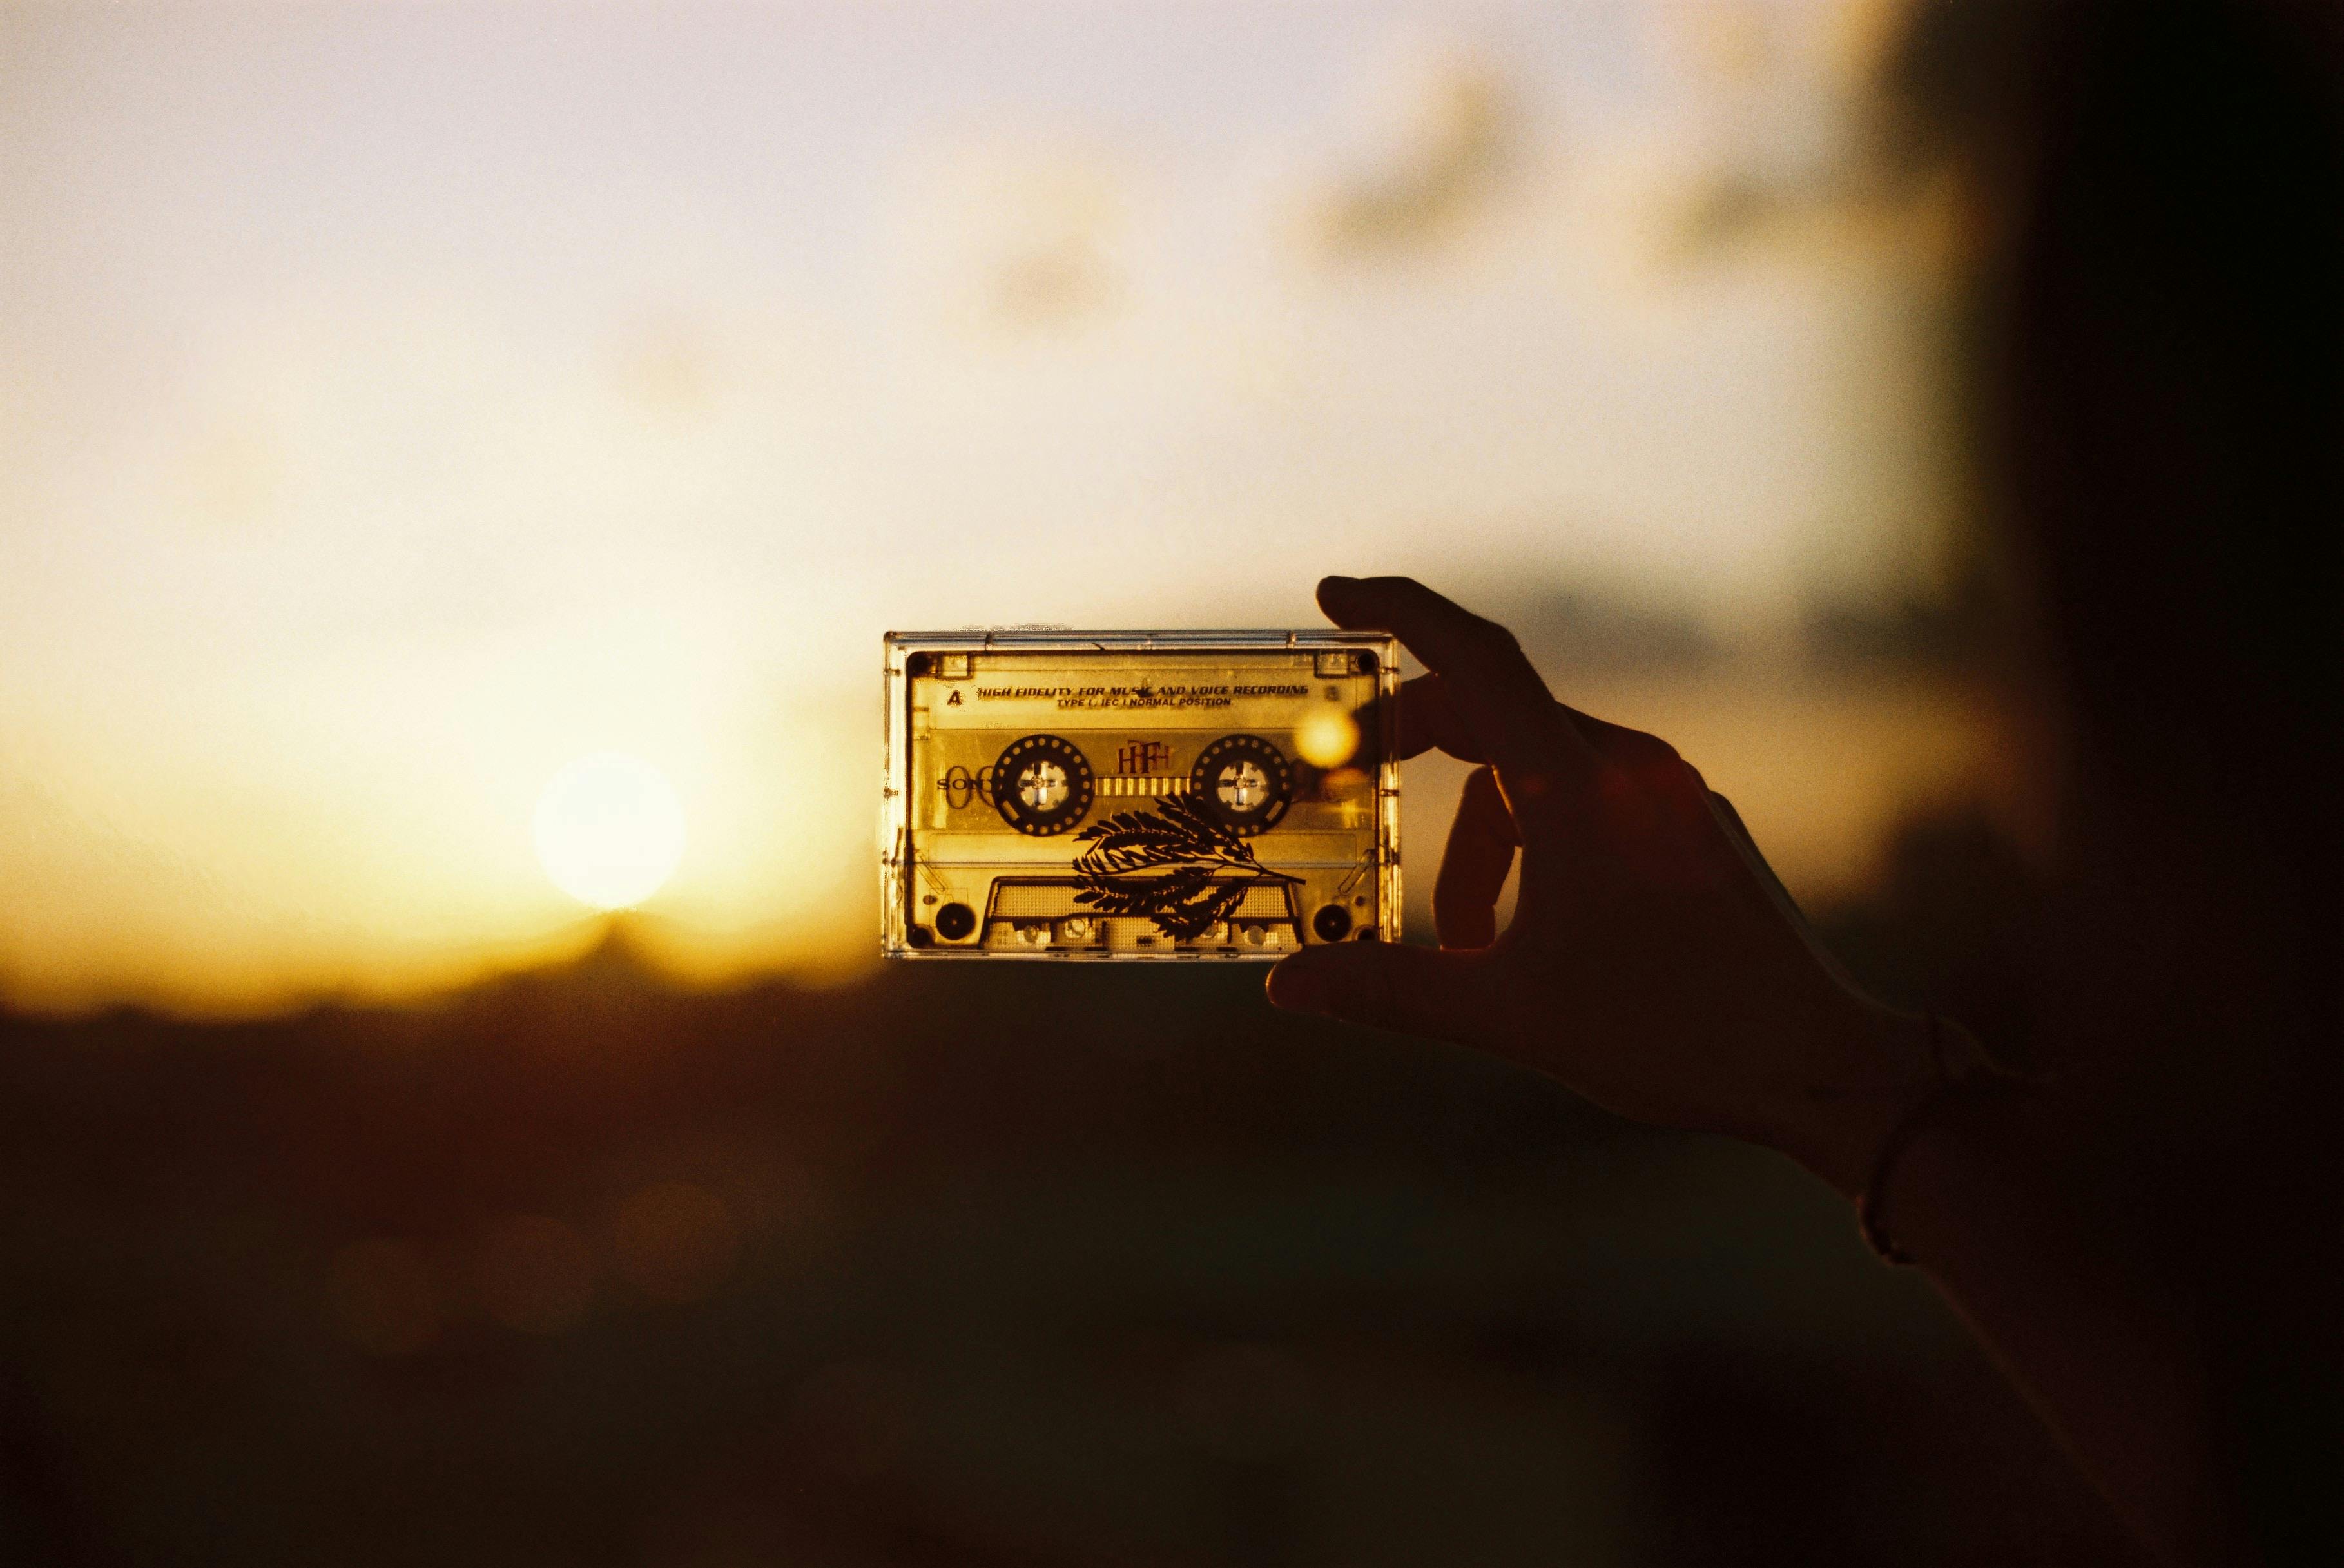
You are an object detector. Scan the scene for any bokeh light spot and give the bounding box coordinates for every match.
[1293,707,1362,768]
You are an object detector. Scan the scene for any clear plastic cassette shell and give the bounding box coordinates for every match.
[881,629,1402,960]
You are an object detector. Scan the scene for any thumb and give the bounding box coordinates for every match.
[1266,940,1497,1045]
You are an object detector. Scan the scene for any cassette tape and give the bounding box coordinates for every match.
[881,630,1401,959]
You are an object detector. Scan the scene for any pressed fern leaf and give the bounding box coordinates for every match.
[1072,793,1296,939]
[1075,795,1245,864]
[1074,863,1214,917]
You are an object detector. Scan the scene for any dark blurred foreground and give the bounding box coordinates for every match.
[0,815,2145,1568]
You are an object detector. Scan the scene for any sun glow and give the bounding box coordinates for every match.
[0,0,1982,1012]
[532,754,687,911]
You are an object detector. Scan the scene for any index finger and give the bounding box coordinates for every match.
[1384,673,1481,762]
[1319,576,1593,793]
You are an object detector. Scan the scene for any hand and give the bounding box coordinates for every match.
[1268,577,1938,1195]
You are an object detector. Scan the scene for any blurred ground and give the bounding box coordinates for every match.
[1,833,2140,1567]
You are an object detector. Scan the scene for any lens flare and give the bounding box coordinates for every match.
[1293,707,1361,769]
[532,753,686,910]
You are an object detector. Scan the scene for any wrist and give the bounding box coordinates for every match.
[1757,996,1942,1200]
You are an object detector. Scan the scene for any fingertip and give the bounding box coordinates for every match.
[1273,940,1490,1048]
[1317,573,1427,630]
[1315,575,1362,620]
[1435,922,1497,953]
[1265,949,1340,1016]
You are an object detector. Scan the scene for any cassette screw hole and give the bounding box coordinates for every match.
[1312,904,1353,942]
[935,903,977,941]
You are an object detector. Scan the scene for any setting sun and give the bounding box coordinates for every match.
[532,754,687,911]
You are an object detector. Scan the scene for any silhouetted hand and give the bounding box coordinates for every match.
[1268,577,1937,1194]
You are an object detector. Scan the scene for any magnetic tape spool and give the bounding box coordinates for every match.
[1190,733,1293,835]
[991,733,1096,837]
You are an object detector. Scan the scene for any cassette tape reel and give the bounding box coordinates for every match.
[1191,734,1293,835]
[991,733,1096,835]
[881,630,1402,960]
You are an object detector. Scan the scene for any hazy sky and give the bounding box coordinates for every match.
[0,0,1976,1013]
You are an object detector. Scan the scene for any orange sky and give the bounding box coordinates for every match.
[0,0,1990,1015]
